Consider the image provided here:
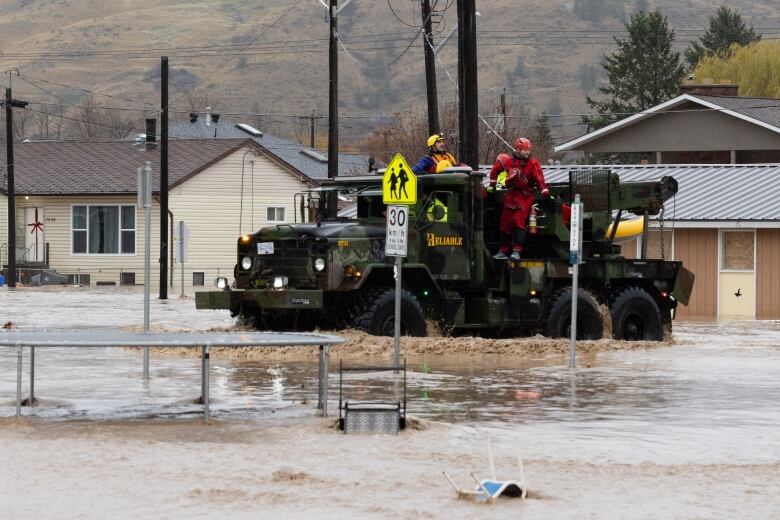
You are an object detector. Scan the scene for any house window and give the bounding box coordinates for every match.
[267,207,286,223]
[722,231,754,270]
[193,272,205,286]
[72,205,136,255]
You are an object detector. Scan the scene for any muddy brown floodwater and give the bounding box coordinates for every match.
[1,289,779,518]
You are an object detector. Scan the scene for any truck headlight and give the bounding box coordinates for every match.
[314,258,326,272]
[241,256,252,270]
[214,277,229,290]
[273,276,288,289]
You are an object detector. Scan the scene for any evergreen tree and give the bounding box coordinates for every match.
[685,6,761,67]
[585,9,684,131]
[529,113,558,163]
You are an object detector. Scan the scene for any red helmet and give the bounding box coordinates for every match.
[515,137,532,152]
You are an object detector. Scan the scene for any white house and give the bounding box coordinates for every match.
[1,138,319,289]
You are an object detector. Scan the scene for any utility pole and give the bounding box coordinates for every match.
[4,88,27,289]
[299,110,323,148]
[159,56,169,299]
[457,0,479,169]
[421,0,439,136]
[327,0,339,218]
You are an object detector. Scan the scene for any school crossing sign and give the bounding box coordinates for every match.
[382,153,417,205]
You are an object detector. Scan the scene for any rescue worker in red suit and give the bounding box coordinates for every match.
[489,137,551,261]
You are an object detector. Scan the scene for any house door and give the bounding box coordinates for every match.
[24,206,45,263]
[719,230,755,320]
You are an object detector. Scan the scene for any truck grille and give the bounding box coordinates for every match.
[255,242,314,283]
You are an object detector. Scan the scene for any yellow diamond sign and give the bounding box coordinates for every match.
[383,153,417,205]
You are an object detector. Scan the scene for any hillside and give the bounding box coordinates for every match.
[1,0,779,147]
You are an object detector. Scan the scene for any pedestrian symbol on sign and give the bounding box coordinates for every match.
[383,154,417,205]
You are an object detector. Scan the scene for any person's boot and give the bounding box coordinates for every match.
[495,233,512,259]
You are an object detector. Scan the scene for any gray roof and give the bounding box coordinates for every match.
[0,139,251,195]
[168,119,370,178]
[695,95,780,130]
[542,164,780,221]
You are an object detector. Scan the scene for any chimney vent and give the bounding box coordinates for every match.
[205,107,212,126]
[212,113,221,124]
[145,118,157,144]
[189,112,198,123]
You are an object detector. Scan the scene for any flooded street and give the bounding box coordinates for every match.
[1,288,779,518]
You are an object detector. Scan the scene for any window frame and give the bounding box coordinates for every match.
[719,229,755,272]
[70,204,137,256]
[266,206,287,224]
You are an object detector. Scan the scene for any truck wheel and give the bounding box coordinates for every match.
[545,288,604,340]
[353,288,427,337]
[610,287,663,341]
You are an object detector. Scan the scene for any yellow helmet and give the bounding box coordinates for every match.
[427,134,444,147]
[435,159,453,173]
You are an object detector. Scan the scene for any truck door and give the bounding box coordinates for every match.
[417,190,471,280]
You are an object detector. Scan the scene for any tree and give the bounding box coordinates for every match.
[68,96,138,140]
[685,6,761,67]
[579,63,600,94]
[585,10,684,131]
[692,40,780,98]
[528,113,560,164]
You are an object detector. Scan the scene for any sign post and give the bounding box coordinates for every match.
[138,161,152,380]
[569,194,583,369]
[176,221,189,298]
[383,154,417,369]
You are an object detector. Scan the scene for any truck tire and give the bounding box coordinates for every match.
[545,288,604,340]
[610,287,663,341]
[353,288,427,337]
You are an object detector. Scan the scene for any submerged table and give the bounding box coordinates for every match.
[0,331,344,423]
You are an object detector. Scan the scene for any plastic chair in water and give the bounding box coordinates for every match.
[442,435,527,502]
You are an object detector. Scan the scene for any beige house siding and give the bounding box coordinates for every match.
[15,195,161,286]
[169,146,311,290]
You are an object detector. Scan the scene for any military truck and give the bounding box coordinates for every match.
[196,168,694,340]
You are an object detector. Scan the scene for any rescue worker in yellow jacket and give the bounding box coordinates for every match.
[412,134,458,175]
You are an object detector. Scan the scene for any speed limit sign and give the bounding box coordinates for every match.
[385,205,409,257]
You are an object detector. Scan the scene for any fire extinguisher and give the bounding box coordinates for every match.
[529,205,538,234]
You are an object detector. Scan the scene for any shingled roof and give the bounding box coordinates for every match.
[168,119,371,178]
[0,139,254,195]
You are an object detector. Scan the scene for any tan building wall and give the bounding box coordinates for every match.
[15,195,162,286]
[673,228,718,320]
[757,229,780,319]
[168,146,311,291]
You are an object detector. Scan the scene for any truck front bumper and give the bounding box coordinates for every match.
[195,289,324,311]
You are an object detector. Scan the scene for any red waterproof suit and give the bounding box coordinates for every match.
[489,154,549,235]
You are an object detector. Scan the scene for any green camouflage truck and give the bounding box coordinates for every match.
[196,168,694,340]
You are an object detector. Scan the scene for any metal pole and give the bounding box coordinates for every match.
[569,194,581,369]
[16,344,21,418]
[6,87,17,288]
[317,345,324,410]
[29,346,34,406]
[326,0,339,218]
[180,259,184,298]
[159,56,169,299]
[143,161,151,379]
[203,344,210,424]
[394,256,402,370]
[322,345,329,417]
[422,0,439,136]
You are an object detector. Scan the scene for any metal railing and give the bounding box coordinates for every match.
[0,243,6,268]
